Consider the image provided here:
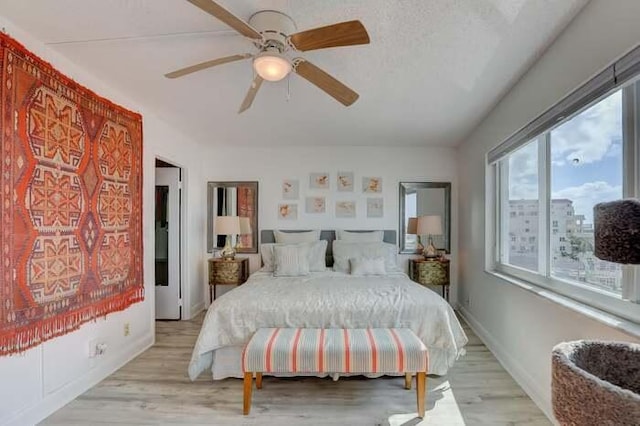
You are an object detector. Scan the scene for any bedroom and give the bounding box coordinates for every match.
[0,0,639,425]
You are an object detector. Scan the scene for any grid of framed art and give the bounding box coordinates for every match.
[278,172,384,220]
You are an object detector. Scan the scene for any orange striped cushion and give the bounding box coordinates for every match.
[242,328,428,374]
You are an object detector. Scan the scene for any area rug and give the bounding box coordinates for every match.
[0,33,144,355]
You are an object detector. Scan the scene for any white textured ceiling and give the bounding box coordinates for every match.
[0,0,588,147]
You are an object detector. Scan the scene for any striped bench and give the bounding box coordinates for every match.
[242,328,429,417]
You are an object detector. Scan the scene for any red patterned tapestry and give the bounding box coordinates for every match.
[0,33,144,355]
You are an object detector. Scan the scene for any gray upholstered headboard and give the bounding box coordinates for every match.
[260,230,397,266]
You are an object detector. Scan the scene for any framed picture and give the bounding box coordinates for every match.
[362,177,382,193]
[282,179,299,200]
[337,172,354,192]
[306,196,326,214]
[335,201,356,218]
[278,203,298,220]
[367,197,384,218]
[310,172,329,189]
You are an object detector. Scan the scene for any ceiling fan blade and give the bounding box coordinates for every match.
[165,53,251,78]
[293,59,359,106]
[187,0,262,40]
[238,75,264,113]
[289,20,370,52]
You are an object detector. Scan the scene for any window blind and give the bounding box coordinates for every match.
[487,44,640,165]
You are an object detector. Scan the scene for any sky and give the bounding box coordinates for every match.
[508,89,623,223]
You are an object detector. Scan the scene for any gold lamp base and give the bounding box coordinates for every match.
[423,236,438,259]
[220,235,236,260]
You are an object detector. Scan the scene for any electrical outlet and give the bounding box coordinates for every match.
[96,342,107,356]
[88,339,107,358]
[124,322,130,337]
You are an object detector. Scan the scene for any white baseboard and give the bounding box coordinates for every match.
[457,306,554,422]
[4,334,154,426]
[189,301,205,319]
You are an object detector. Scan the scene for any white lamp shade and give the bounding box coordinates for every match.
[417,215,443,235]
[253,53,291,82]
[239,217,252,235]
[215,216,241,235]
[406,217,418,235]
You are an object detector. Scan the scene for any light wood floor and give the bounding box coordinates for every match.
[42,313,550,425]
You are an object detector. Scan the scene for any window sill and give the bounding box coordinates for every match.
[486,269,640,339]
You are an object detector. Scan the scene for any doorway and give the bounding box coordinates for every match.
[155,159,182,320]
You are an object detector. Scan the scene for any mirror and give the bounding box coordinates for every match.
[207,181,258,253]
[399,182,451,254]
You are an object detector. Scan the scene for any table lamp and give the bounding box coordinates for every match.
[417,215,443,258]
[406,217,424,254]
[215,216,241,260]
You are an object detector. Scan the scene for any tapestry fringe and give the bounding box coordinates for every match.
[0,287,144,356]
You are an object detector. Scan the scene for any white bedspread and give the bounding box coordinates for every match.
[188,271,468,380]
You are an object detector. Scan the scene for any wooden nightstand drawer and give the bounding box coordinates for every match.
[409,258,450,301]
[212,262,244,284]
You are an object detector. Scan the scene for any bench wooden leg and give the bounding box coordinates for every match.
[416,372,426,418]
[256,372,263,389]
[243,372,253,415]
[404,373,412,390]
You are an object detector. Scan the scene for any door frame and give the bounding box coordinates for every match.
[154,156,187,320]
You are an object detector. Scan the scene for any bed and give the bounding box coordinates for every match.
[188,230,468,380]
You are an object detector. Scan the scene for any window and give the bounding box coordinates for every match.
[549,91,623,293]
[488,47,640,323]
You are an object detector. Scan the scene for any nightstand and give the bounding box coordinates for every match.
[208,257,249,302]
[408,258,450,301]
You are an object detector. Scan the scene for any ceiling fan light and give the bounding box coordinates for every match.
[253,53,291,82]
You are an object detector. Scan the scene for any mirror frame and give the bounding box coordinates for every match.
[399,182,451,254]
[207,181,259,254]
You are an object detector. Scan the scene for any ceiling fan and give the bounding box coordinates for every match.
[165,0,370,113]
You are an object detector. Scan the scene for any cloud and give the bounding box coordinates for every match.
[510,182,538,200]
[553,181,622,223]
[551,91,621,165]
[508,141,538,199]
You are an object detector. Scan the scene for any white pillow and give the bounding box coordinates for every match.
[273,245,310,277]
[260,243,278,271]
[332,241,399,273]
[274,230,320,244]
[261,240,327,272]
[307,240,328,272]
[350,257,387,276]
[336,230,384,242]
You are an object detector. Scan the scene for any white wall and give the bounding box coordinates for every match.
[203,145,458,302]
[0,16,206,426]
[457,0,640,420]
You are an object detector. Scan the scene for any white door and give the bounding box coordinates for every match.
[155,167,181,319]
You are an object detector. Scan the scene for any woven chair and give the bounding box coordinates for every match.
[552,340,640,425]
